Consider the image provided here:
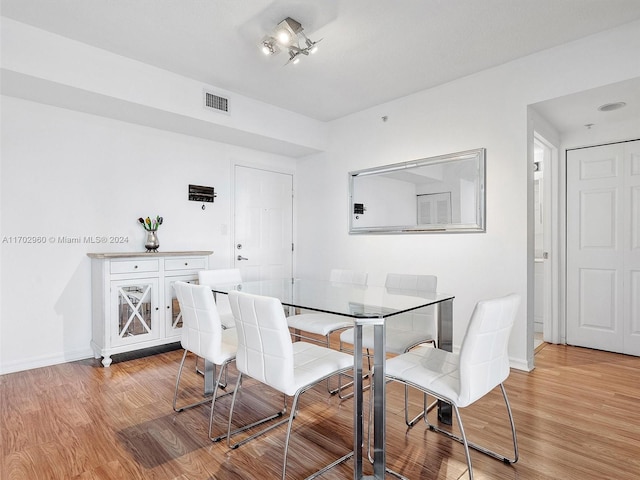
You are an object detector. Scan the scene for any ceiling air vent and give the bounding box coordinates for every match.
[203,90,230,114]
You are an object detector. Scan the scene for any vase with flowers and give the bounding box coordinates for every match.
[138,215,163,252]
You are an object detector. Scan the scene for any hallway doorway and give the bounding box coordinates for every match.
[533,133,559,349]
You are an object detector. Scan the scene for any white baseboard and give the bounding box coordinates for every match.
[510,354,533,372]
[0,348,94,375]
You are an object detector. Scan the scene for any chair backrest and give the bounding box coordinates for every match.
[173,281,223,360]
[198,269,242,318]
[330,269,368,286]
[458,293,521,406]
[384,274,437,331]
[228,290,295,393]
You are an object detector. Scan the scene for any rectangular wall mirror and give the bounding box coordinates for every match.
[349,148,486,234]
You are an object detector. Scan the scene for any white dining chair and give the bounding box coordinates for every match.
[286,269,367,393]
[197,268,243,329]
[287,269,368,346]
[172,282,238,440]
[339,273,438,423]
[382,293,521,480]
[226,290,354,480]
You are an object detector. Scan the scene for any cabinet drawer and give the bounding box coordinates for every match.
[110,259,159,274]
[165,257,206,271]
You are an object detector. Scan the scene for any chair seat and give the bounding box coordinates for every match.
[206,327,238,365]
[385,346,463,405]
[219,312,236,330]
[287,313,353,336]
[340,326,435,354]
[286,342,353,396]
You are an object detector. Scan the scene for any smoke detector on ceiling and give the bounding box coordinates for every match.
[597,102,626,112]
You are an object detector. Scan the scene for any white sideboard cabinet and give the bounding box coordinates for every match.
[88,251,212,366]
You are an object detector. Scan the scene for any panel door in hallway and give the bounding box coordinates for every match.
[566,140,640,355]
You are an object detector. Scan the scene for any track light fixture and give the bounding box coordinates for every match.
[259,17,320,65]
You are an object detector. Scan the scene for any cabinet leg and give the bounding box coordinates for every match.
[102,356,113,367]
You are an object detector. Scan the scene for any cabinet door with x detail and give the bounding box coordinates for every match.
[110,278,161,346]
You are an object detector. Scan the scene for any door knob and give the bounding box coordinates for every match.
[237,255,248,261]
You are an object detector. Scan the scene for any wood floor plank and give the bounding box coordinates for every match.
[2,344,640,479]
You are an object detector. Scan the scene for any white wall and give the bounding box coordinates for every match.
[0,96,296,373]
[296,20,640,370]
[560,119,640,151]
[296,77,531,369]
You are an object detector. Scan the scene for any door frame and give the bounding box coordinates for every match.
[528,120,562,368]
[230,160,296,278]
[534,133,561,345]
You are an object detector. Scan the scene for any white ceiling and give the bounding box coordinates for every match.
[2,0,640,126]
[532,77,640,134]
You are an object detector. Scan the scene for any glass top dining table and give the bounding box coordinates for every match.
[211,278,455,480]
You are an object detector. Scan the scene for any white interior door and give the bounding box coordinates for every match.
[234,165,293,282]
[567,140,640,355]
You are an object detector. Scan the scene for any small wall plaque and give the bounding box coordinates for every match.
[188,184,216,203]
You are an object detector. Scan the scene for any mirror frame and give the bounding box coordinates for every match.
[348,148,486,234]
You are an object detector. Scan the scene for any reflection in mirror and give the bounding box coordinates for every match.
[349,148,485,234]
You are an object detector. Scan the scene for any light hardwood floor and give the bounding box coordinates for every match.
[2,342,640,480]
